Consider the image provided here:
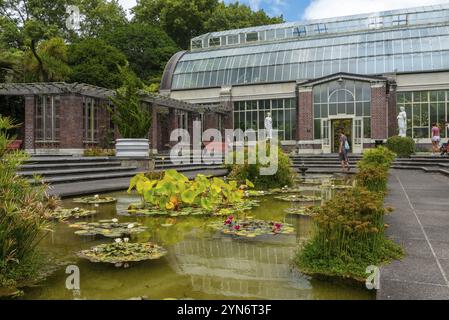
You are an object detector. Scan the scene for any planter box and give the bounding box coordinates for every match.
[115,138,149,158]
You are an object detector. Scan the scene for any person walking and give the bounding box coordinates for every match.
[339,130,350,172]
[431,123,441,156]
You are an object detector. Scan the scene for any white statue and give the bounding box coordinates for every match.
[264,112,273,140]
[397,106,407,137]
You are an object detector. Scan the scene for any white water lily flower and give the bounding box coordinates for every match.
[111,218,118,223]
[115,262,123,268]
[123,238,129,242]
[74,207,80,211]
[124,263,129,268]
[94,194,100,199]
[127,224,135,229]
[94,204,99,208]
[114,238,122,243]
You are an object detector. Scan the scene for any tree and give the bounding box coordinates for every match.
[204,2,284,32]
[108,65,152,139]
[132,0,219,49]
[102,22,178,84]
[76,0,128,38]
[23,36,71,82]
[68,38,127,88]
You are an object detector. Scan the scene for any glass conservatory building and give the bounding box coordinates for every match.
[161,4,449,153]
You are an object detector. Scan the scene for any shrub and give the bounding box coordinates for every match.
[361,146,396,168]
[295,187,403,281]
[386,136,415,158]
[228,143,295,190]
[83,148,116,157]
[0,117,50,290]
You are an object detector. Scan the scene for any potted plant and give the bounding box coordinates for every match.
[109,65,152,158]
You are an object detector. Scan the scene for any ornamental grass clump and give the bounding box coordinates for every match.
[356,147,396,193]
[0,116,51,290]
[295,187,403,281]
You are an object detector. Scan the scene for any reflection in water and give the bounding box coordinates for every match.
[22,176,373,300]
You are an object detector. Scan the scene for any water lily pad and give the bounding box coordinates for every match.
[77,242,167,264]
[209,217,295,238]
[284,207,316,216]
[73,196,117,204]
[46,207,96,220]
[274,195,322,203]
[69,220,147,238]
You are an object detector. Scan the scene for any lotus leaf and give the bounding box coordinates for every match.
[77,242,167,264]
[69,220,147,238]
[284,207,316,216]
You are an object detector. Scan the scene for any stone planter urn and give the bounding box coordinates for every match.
[115,138,149,158]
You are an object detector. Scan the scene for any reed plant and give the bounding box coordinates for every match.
[0,116,50,290]
[295,147,402,281]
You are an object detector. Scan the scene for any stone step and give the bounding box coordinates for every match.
[19,161,123,171]
[26,157,111,164]
[19,166,137,178]
[31,170,143,185]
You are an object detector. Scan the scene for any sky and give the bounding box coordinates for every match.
[118,0,449,22]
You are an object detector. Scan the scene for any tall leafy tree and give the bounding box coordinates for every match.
[102,22,178,84]
[132,0,219,49]
[68,38,127,88]
[204,2,284,32]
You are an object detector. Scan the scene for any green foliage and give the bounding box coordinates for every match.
[204,2,284,33]
[102,22,179,83]
[295,187,403,281]
[386,136,416,158]
[356,147,396,193]
[108,65,152,138]
[132,0,284,49]
[128,169,253,212]
[24,37,71,82]
[0,116,50,288]
[83,148,115,157]
[228,144,295,190]
[68,38,127,88]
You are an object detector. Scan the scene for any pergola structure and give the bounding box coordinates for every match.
[0,82,232,154]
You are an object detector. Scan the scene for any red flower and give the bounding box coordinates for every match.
[234,225,241,231]
[228,215,234,221]
[224,219,232,225]
[274,223,282,229]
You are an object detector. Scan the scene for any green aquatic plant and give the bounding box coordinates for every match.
[284,207,316,216]
[77,240,167,265]
[73,195,117,204]
[209,216,295,238]
[127,169,253,212]
[46,207,96,221]
[295,187,403,281]
[69,219,147,238]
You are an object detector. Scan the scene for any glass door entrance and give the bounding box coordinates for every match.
[331,119,352,153]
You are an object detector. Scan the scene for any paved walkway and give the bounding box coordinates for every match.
[378,169,449,299]
[48,168,229,198]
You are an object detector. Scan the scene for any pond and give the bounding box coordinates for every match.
[22,175,374,300]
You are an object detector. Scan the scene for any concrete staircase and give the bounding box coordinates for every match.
[289,154,449,176]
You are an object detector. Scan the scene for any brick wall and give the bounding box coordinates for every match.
[371,84,388,140]
[59,94,84,149]
[297,89,313,141]
[24,95,35,150]
[387,84,398,137]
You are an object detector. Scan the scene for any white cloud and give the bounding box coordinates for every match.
[303,0,449,20]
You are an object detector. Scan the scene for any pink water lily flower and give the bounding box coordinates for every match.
[234,225,241,231]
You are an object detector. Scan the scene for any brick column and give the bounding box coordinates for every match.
[168,108,178,147]
[24,95,35,151]
[371,83,388,140]
[387,83,398,138]
[150,104,158,152]
[297,87,313,141]
[59,94,84,149]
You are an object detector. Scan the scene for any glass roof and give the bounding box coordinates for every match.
[168,5,449,90]
[191,4,449,50]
